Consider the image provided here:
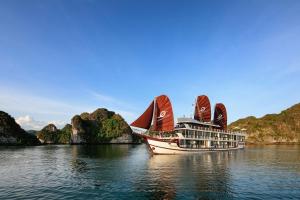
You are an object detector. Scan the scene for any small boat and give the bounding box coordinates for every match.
[131,95,246,155]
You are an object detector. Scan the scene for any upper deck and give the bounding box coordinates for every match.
[175,117,245,137]
[177,117,220,127]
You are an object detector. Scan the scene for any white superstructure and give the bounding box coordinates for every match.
[130,94,246,155]
[136,117,246,155]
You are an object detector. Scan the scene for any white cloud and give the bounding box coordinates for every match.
[15,115,67,130]
[47,120,68,129]
[0,86,137,127]
[16,115,44,130]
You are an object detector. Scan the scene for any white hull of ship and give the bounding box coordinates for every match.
[145,137,244,155]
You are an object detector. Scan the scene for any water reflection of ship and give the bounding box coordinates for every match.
[145,151,235,199]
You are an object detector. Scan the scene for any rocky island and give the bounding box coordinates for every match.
[0,111,40,145]
[229,103,300,144]
[70,108,137,144]
[0,108,139,145]
[37,123,72,144]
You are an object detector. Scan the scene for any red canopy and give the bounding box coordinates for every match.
[194,95,211,122]
[213,103,227,130]
[131,95,174,132]
[130,101,154,129]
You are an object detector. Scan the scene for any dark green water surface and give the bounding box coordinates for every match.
[0,144,300,199]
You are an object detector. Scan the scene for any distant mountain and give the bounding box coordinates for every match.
[0,111,40,145]
[27,130,38,136]
[229,103,300,144]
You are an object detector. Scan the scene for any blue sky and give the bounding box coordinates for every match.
[0,0,300,130]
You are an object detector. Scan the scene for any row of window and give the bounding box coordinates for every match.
[179,139,238,149]
[176,129,245,141]
[177,123,241,134]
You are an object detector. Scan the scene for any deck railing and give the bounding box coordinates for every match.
[176,126,245,136]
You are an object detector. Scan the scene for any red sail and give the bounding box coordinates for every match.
[213,103,227,130]
[130,101,154,129]
[153,95,174,132]
[194,95,211,122]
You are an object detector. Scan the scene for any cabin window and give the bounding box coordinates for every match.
[188,130,193,138]
[180,140,185,146]
[183,130,186,138]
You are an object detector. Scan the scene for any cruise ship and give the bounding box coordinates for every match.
[131,95,246,155]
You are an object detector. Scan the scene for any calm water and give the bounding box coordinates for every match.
[0,145,300,200]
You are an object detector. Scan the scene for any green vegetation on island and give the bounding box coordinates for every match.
[0,107,136,145]
[59,124,72,143]
[36,108,136,144]
[71,108,134,144]
[37,124,72,144]
[229,103,300,144]
[0,111,40,145]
